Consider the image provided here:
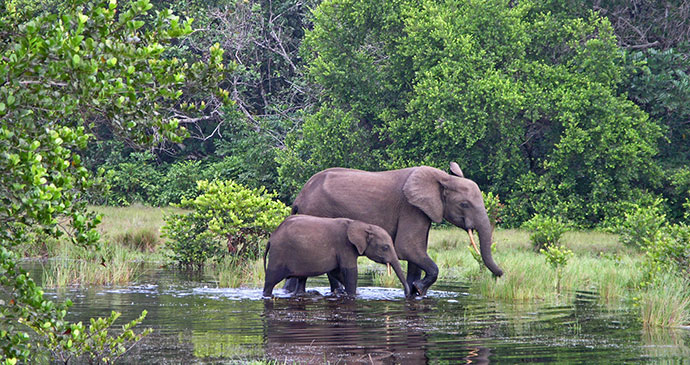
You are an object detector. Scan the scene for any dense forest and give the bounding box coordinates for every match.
[84,0,690,228]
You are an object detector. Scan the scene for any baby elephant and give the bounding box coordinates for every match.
[263,215,410,298]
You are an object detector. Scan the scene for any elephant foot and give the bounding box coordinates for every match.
[413,280,428,298]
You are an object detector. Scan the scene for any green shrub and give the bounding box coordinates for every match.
[162,180,291,268]
[540,245,574,293]
[616,198,668,250]
[522,214,568,251]
[482,191,504,229]
[103,152,163,206]
[642,224,690,285]
[157,160,207,205]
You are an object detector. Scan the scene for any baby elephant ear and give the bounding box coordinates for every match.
[449,162,464,178]
[347,221,370,255]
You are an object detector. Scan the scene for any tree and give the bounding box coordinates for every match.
[0,0,228,360]
[283,0,662,226]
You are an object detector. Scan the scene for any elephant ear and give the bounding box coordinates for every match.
[347,221,370,255]
[402,166,444,223]
[449,162,464,178]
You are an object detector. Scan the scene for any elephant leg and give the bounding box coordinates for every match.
[410,255,438,297]
[263,269,285,298]
[327,272,346,294]
[340,267,358,296]
[283,277,298,294]
[294,277,307,295]
[406,262,423,296]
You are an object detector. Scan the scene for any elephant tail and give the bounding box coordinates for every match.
[263,241,270,273]
[291,204,298,215]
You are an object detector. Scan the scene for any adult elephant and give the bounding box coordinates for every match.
[288,162,503,297]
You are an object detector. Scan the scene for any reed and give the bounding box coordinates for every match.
[38,205,177,287]
[42,243,143,287]
[212,256,266,288]
[639,274,690,328]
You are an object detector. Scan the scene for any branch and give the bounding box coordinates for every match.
[627,41,660,50]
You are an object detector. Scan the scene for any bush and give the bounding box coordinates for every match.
[162,180,291,268]
[642,224,690,285]
[102,152,163,206]
[482,191,504,229]
[616,198,668,250]
[522,214,568,251]
[157,160,208,206]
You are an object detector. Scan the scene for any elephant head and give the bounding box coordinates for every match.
[347,221,411,296]
[402,162,503,277]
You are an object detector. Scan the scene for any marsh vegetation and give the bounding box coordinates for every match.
[29,206,689,330]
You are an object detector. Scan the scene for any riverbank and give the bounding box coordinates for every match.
[30,205,689,328]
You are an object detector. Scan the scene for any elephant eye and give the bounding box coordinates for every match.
[460,202,470,209]
[382,245,389,251]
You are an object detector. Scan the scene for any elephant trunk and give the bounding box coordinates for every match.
[477,220,503,277]
[390,259,411,297]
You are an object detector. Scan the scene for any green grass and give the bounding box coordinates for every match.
[638,274,690,328]
[37,204,182,287]
[210,256,266,288]
[90,203,184,253]
[42,240,145,287]
[429,228,642,302]
[427,227,689,327]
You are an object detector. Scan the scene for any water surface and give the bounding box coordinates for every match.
[33,264,690,363]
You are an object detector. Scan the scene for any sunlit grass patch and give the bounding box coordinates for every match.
[90,204,184,245]
[113,228,161,252]
[427,227,645,305]
[560,230,629,256]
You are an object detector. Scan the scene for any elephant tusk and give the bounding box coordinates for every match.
[387,263,391,276]
[468,229,480,256]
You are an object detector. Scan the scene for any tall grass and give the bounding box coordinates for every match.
[428,227,690,327]
[38,205,181,287]
[639,274,690,328]
[42,243,143,287]
[211,256,266,288]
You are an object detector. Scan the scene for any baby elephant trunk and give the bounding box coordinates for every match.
[390,259,411,297]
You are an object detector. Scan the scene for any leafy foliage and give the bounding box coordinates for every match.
[540,244,573,293]
[482,191,504,229]
[281,0,662,225]
[522,214,569,252]
[616,199,668,250]
[642,224,690,286]
[0,0,228,361]
[162,180,290,267]
[46,310,152,364]
[276,106,382,199]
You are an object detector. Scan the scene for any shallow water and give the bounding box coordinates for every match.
[32,264,690,363]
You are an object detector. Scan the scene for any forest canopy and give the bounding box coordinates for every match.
[77,0,688,229]
[7,0,689,230]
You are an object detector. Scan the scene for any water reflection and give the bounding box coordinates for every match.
[25,263,690,363]
[262,296,430,363]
